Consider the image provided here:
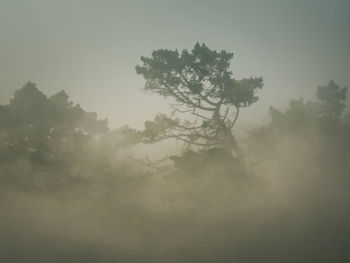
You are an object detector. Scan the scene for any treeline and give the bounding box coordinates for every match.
[0,81,139,190]
[1,81,350,262]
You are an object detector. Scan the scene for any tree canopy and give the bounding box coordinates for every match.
[247,80,349,167]
[136,43,263,163]
[268,80,348,131]
[0,82,109,165]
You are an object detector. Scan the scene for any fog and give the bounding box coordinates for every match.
[1,0,349,128]
[1,1,350,262]
[1,78,349,262]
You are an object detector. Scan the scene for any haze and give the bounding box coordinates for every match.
[1,1,350,262]
[1,0,349,128]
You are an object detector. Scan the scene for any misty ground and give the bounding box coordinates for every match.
[1,84,350,263]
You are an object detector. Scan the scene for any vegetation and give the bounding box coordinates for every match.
[136,43,263,172]
[0,45,350,262]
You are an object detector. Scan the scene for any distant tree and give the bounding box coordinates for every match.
[136,43,263,167]
[245,80,349,169]
[0,82,108,164]
[316,80,347,118]
[268,80,348,130]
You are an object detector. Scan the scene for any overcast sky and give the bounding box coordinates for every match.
[1,0,349,129]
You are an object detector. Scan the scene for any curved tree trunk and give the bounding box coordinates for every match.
[222,128,246,174]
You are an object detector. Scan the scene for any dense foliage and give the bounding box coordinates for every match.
[0,77,349,262]
[136,43,263,168]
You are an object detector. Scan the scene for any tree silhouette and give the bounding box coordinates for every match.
[268,80,348,130]
[247,80,349,167]
[316,80,347,118]
[136,43,263,166]
[0,82,109,164]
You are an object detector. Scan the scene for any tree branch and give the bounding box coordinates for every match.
[229,106,240,129]
[178,71,218,107]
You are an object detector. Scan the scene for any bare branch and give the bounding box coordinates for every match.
[191,108,211,120]
[166,133,217,147]
[229,106,240,129]
[171,82,216,111]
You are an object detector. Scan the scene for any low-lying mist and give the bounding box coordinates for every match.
[1,82,350,263]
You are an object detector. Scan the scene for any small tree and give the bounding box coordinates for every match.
[316,80,347,118]
[0,82,109,164]
[136,43,263,167]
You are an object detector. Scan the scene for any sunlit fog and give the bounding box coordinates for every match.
[1,1,350,262]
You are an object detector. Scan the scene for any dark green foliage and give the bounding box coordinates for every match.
[0,82,114,190]
[247,80,350,171]
[0,82,109,164]
[141,113,179,143]
[136,43,263,108]
[263,81,348,138]
[316,80,347,118]
[1,80,350,263]
[136,43,263,169]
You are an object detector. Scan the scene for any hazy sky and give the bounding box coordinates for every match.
[1,0,349,129]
